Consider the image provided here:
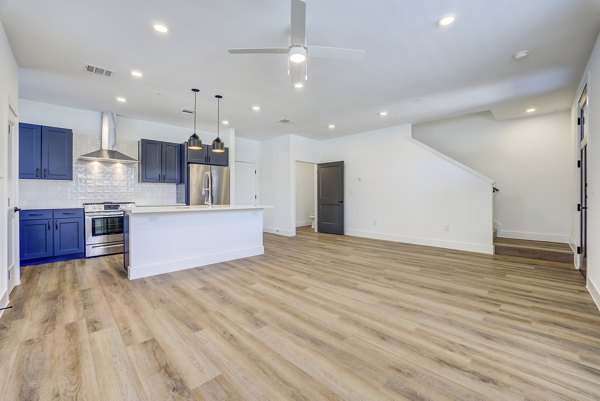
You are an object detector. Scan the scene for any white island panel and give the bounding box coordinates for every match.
[127,207,265,279]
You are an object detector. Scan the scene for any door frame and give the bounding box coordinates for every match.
[290,159,319,237]
[578,86,588,277]
[7,104,20,290]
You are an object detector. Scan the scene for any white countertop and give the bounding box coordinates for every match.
[128,204,271,215]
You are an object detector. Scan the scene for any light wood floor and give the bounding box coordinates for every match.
[1,228,600,401]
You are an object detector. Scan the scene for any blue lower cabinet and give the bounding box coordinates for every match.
[20,208,84,265]
[20,219,53,260]
[54,218,84,256]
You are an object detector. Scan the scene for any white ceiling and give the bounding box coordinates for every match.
[1,0,599,140]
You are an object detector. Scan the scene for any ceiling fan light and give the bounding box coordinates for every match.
[289,46,307,63]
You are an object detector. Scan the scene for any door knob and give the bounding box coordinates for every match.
[13,207,21,213]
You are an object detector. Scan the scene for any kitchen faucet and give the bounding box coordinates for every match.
[202,171,212,207]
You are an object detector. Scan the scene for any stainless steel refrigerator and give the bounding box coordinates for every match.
[177,164,230,205]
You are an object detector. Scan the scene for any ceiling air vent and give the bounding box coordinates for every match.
[278,119,294,124]
[85,64,113,77]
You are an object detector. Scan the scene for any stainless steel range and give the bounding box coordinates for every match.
[84,202,135,257]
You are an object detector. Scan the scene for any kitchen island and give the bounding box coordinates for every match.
[124,205,269,279]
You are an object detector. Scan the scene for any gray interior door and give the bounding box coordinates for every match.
[318,161,344,235]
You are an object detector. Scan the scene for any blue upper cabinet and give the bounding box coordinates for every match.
[42,126,73,180]
[139,139,181,183]
[162,142,180,183]
[187,144,209,164]
[187,144,229,166]
[19,123,42,179]
[19,123,73,180]
[207,146,229,166]
[139,139,162,182]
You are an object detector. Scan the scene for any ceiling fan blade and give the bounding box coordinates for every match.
[290,0,306,45]
[228,48,288,55]
[308,46,366,59]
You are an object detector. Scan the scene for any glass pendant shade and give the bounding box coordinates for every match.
[212,95,225,153]
[187,88,202,150]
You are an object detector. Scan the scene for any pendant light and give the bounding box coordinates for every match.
[212,95,225,153]
[187,88,202,150]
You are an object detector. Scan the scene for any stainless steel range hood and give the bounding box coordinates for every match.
[79,112,138,163]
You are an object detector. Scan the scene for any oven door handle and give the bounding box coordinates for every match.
[85,213,125,218]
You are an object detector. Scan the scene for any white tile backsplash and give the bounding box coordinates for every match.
[19,134,177,208]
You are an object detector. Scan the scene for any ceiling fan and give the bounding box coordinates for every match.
[228,0,366,87]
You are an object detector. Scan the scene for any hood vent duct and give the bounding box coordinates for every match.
[79,112,138,163]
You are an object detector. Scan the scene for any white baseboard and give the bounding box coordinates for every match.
[129,246,264,280]
[264,227,295,237]
[0,290,8,320]
[296,220,312,227]
[497,229,569,243]
[587,278,600,313]
[345,229,494,254]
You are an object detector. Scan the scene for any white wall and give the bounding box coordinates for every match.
[295,162,315,227]
[413,111,573,243]
[18,100,236,207]
[320,125,495,253]
[261,125,495,253]
[0,20,19,311]
[573,32,600,310]
[260,135,292,235]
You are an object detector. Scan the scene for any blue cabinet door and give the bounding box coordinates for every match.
[19,123,42,179]
[20,219,53,260]
[139,139,162,182]
[41,126,73,180]
[54,218,84,256]
[188,145,209,164]
[161,142,181,183]
[207,146,229,166]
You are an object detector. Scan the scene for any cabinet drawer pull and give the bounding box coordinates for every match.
[62,212,76,215]
[29,213,43,216]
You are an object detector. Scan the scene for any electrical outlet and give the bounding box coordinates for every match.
[443,225,450,232]
[373,219,377,226]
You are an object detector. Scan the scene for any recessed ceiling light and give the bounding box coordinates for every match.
[252,105,261,111]
[130,70,144,78]
[438,15,456,27]
[153,23,169,33]
[513,50,530,60]
[328,124,335,129]
[222,120,230,125]
[116,97,127,103]
[526,108,536,113]
[294,82,304,89]
[379,111,388,117]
